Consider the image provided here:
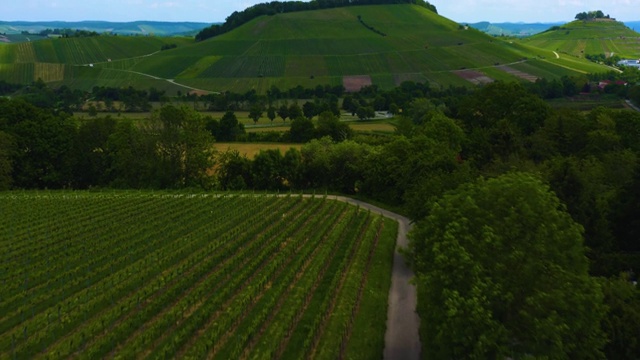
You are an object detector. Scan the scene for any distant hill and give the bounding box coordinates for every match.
[522,19,640,59]
[468,22,563,37]
[625,21,640,31]
[0,5,611,93]
[0,21,212,40]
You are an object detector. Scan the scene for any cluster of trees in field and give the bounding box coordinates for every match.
[195,0,437,41]
[575,10,610,21]
[586,53,622,67]
[37,28,100,37]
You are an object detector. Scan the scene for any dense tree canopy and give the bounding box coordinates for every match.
[575,10,608,21]
[408,172,606,359]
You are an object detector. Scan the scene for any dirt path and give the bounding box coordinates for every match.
[324,196,421,360]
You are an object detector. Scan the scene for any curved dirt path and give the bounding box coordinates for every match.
[326,196,421,360]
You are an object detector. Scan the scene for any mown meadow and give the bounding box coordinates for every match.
[0,192,397,359]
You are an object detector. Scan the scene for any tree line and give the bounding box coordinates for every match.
[575,10,610,21]
[195,0,437,41]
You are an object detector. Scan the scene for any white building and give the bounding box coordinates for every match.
[617,59,640,68]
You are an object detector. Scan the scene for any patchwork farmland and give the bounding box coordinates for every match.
[0,192,397,359]
[0,4,612,93]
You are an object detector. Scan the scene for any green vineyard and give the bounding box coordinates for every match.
[0,192,398,359]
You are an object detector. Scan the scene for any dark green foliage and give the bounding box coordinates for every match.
[249,103,263,124]
[151,105,216,188]
[0,99,76,188]
[0,130,15,190]
[315,111,352,141]
[575,10,607,21]
[356,106,375,121]
[74,116,117,187]
[267,105,277,123]
[600,275,640,359]
[215,149,252,190]
[209,110,245,141]
[277,103,289,122]
[160,43,178,51]
[408,172,607,359]
[289,117,315,143]
[288,103,303,121]
[302,101,316,119]
[106,119,158,188]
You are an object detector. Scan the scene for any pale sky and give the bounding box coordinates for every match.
[1,0,638,23]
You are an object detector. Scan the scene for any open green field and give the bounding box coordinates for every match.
[0,5,611,93]
[0,192,397,359]
[522,20,640,59]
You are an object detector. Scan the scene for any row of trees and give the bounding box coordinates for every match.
[37,29,100,37]
[195,0,437,41]
[575,10,610,21]
[0,100,215,189]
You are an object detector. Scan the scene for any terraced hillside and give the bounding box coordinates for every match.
[522,19,640,59]
[0,5,611,93]
[0,36,194,92]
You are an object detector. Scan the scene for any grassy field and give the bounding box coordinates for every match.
[0,5,612,92]
[0,192,397,359]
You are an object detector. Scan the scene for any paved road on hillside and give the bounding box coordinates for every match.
[326,196,421,360]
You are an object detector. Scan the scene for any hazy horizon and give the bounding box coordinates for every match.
[1,0,639,23]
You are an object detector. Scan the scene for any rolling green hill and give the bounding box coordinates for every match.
[0,5,612,93]
[522,19,640,59]
[0,21,212,38]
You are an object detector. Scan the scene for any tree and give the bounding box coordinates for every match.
[302,101,316,120]
[277,104,289,122]
[216,149,251,190]
[251,149,285,190]
[150,105,216,188]
[216,110,245,141]
[315,111,352,142]
[249,103,263,124]
[75,116,117,187]
[289,117,315,143]
[106,119,158,188]
[599,274,640,359]
[267,105,277,124]
[289,103,303,120]
[408,172,606,359]
[356,106,375,121]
